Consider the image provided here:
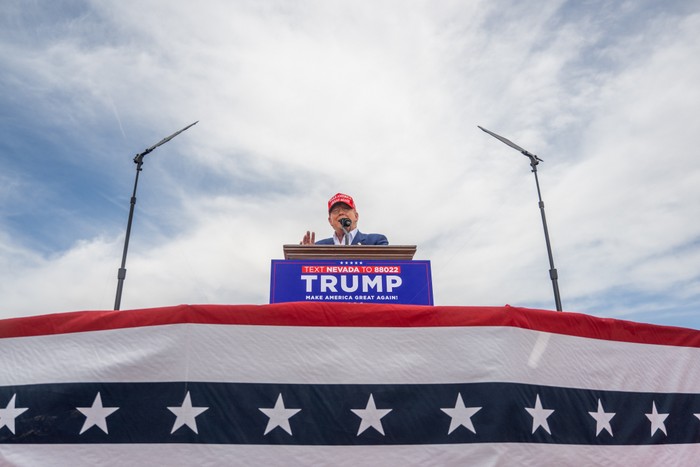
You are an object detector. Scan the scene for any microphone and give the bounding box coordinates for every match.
[339,218,351,245]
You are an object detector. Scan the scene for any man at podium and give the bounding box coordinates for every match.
[301,193,389,246]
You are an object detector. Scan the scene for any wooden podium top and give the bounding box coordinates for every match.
[283,245,417,260]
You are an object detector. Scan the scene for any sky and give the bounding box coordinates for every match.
[1,0,699,329]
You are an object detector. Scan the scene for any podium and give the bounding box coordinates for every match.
[270,245,433,305]
[282,244,417,260]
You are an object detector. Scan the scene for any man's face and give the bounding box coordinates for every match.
[328,202,359,232]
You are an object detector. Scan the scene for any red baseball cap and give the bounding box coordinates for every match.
[327,193,355,212]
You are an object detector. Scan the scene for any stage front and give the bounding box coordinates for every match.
[1,303,700,465]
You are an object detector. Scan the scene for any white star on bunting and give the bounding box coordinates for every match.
[525,394,554,435]
[76,392,119,435]
[440,393,482,434]
[351,393,392,436]
[588,398,615,436]
[645,401,669,436]
[168,391,209,434]
[259,393,301,435]
[0,394,28,435]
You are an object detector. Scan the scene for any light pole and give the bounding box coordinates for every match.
[478,125,563,311]
[114,121,198,310]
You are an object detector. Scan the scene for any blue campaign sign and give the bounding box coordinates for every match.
[270,259,433,305]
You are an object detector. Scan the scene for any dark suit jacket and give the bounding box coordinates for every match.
[316,231,388,246]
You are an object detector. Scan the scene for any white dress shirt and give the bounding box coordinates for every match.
[333,228,357,245]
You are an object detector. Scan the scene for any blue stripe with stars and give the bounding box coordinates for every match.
[2,381,699,445]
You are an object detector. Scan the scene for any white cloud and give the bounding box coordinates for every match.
[1,1,699,328]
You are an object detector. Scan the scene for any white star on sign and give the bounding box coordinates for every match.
[259,393,301,435]
[351,394,392,436]
[168,391,209,434]
[77,392,119,435]
[645,401,669,436]
[0,394,28,434]
[440,393,481,434]
[588,398,615,437]
[525,394,554,435]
